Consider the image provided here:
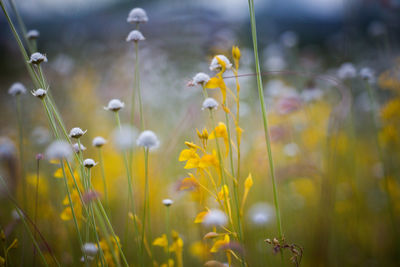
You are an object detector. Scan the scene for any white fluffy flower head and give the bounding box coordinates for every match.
[202,97,218,110]
[28,52,47,64]
[8,82,27,96]
[136,130,160,150]
[83,158,97,168]
[202,209,227,227]
[26,29,40,40]
[126,30,145,42]
[45,140,73,160]
[73,143,86,153]
[209,55,232,71]
[31,88,47,99]
[105,99,124,112]
[162,199,173,207]
[82,243,98,256]
[127,8,148,24]
[248,202,274,226]
[359,67,375,83]
[113,124,137,150]
[337,63,356,80]
[192,72,210,86]
[92,136,106,147]
[69,127,87,139]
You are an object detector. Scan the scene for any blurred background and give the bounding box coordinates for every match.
[1,0,400,266]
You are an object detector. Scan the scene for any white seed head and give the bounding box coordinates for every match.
[126,30,145,42]
[26,29,40,40]
[83,158,97,168]
[45,140,73,160]
[202,209,227,227]
[82,243,98,256]
[280,31,298,48]
[248,202,274,226]
[192,72,210,86]
[202,97,218,110]
[127,7,148,24]
[0,137,16,159]
[162,199,173,207]
[69,127,87,138]
[136,130,160,150]
[92,136,106,147]
[359,67,375,83]
[8,82,27,96]
[209,55,232,71]
[73,143,87,153]
[113,124,137,150]
[31,88,47,99]
[28,52,47,64]
[283,142,299,157]
[105,99,125,112]
[337,62,356,80]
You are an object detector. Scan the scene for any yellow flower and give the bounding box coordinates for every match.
[217,185,229,201]
[209,122,229,154]
[210,234,230,253]
[153,234,168,249]
[194,210,209,223]
[205,75,228,103]
[381,98,400,123]
[232,46,241,64]
[60,189,82,221]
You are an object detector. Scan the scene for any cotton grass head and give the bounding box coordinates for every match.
[127,7,148,24]
[26,29,40,40]
[73,143,87,153]
[359,67,375,83]
[202,97,218,110]
[92,136,106,148]
[209,55,232,71]
[202,209,227,227]
[82,243,98,257]
[337,63,356,80]
[162,199,173,207]
[83,158,97,168]
[31,88,47,99]
[105,99,124,112]
[192,72,210,86]
[69,127,87,139]
[28,52,47,64]
[136,130,160,150]
[126,30,145,42]
[113,124,137,150]
[8,82,27,96]
[45,140,73,161]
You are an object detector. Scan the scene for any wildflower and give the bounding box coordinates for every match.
[359,67,375,83]
[162,198,173,207]
[153,234,168,248]
[283,142,299,157]
[28,52,47,64]
[83,158,97,168]
[36,153,44,160]
[337,62,356,80]
[113,124,137,150]
[92,136,106,147]
[280,31,298,48]
[73,143,87,153]
[127,7,148,24]
[210,234,230,253]
[45,140,73,160]
[83,190,101,204]
[8,82,27,96]
[232,46,241,62]
[82,243,98,256]
[209,55,232,72]
[0,137,16,159]
[126,30,145,42]
[31,88,47,99]
[202,98,218,110]
[192,72,210,86]
[136,130,160,150]
[26,29,40,40]
[202,209,227,227]
[69,127,87,139]
[104,99,124,112]
[248,202,274,225]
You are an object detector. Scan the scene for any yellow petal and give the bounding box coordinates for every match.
[205,77,221,89]
[245,173,253,190]
[153,234,168,247]
[194,211,208,223]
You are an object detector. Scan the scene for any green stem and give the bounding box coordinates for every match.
[15,95,27,211]
[166,206,171,267]
[141,148,149,266]
[98,148,110,215]
[247,0,283,239]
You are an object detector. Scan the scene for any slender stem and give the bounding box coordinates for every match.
[98,148,110,215]
[15,95,27,211]
[166,206,171,267]
[141,148,149,266]
[247,0,283,239]
[33,157,41,267]
[8,0,34,53]
[60,160,88,266]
